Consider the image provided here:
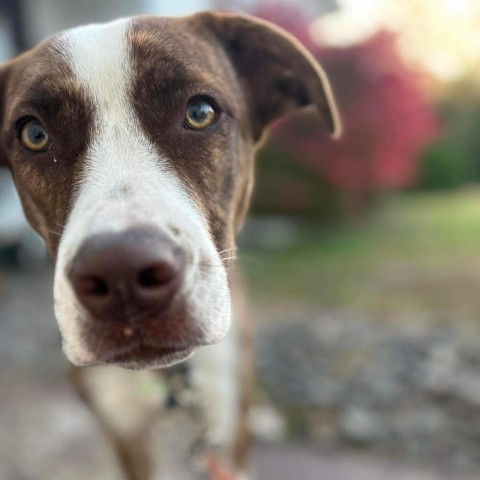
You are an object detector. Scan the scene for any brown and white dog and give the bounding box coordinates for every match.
[0,11,340,480]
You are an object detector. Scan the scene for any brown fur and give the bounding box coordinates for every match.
[0,13,339,260]
[0,11,339,480]
[0,40,94,256]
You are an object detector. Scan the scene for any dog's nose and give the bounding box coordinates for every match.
[68,227,185,320]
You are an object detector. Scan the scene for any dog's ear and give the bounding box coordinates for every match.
[194,12,341,141]
[0,62,12,167]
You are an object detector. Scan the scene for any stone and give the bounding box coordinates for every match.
[339,406,390,444]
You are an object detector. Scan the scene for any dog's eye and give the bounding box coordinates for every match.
[20,120,50,152]
[185,98,217,130]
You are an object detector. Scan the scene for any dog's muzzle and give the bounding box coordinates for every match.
[65,226,202,366]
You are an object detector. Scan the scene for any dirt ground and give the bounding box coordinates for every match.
[0,264,477,480]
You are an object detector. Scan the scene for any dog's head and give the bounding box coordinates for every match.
[0,13,339,368]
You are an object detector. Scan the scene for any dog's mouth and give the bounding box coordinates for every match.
[74,302,211,368]
[55,226,231,368]
[103,342,195,369]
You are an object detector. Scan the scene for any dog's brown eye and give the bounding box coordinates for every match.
[20,120,49,152]
[185,98,216,130]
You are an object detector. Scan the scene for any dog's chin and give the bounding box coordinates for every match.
[58,279,232,369]
[67,342,196,369]
[105,345,196,370]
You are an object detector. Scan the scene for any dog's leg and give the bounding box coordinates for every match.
[191,273,254,479]
[231,296,255,477]
[69,364,164,480]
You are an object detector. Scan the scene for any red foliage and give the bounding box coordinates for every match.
[254,3,438,195]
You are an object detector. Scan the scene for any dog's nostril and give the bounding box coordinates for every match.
[138,266,174,288]
[79,276,109,297]
[69,228,186,318]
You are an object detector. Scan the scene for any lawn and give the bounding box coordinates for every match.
[240,188,480,331]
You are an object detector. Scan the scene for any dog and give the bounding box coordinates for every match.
[0,11,340,479]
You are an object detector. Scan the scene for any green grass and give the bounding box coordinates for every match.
[240,188,480,328]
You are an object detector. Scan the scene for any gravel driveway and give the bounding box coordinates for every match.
[0,264,477,480]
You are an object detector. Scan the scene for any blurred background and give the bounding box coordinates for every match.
[1,0,480,479]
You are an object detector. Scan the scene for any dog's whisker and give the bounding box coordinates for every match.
[199,254,237,270]
[53,220,66,229]
[220,256,237,262]
[218,247,237,256]
[44,228,63,238]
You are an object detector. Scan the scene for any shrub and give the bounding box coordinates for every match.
[420,140,474,190]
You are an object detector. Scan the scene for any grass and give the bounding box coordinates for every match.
[240,188,480,330]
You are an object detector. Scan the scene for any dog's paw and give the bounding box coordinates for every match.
[203,453,237,480]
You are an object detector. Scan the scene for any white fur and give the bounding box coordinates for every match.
[53,20,231,367]
[190,317,240,447]
[78,366,167,436]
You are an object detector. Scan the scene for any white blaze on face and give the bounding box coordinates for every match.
[53,19,231,367]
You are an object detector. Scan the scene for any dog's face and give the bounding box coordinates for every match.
[0,13,339,368]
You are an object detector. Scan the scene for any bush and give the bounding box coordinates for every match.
[420,140,474,190]
[252,143,343,220]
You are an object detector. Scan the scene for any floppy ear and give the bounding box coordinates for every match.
[0,62,11,167]
[194,12,341,142]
